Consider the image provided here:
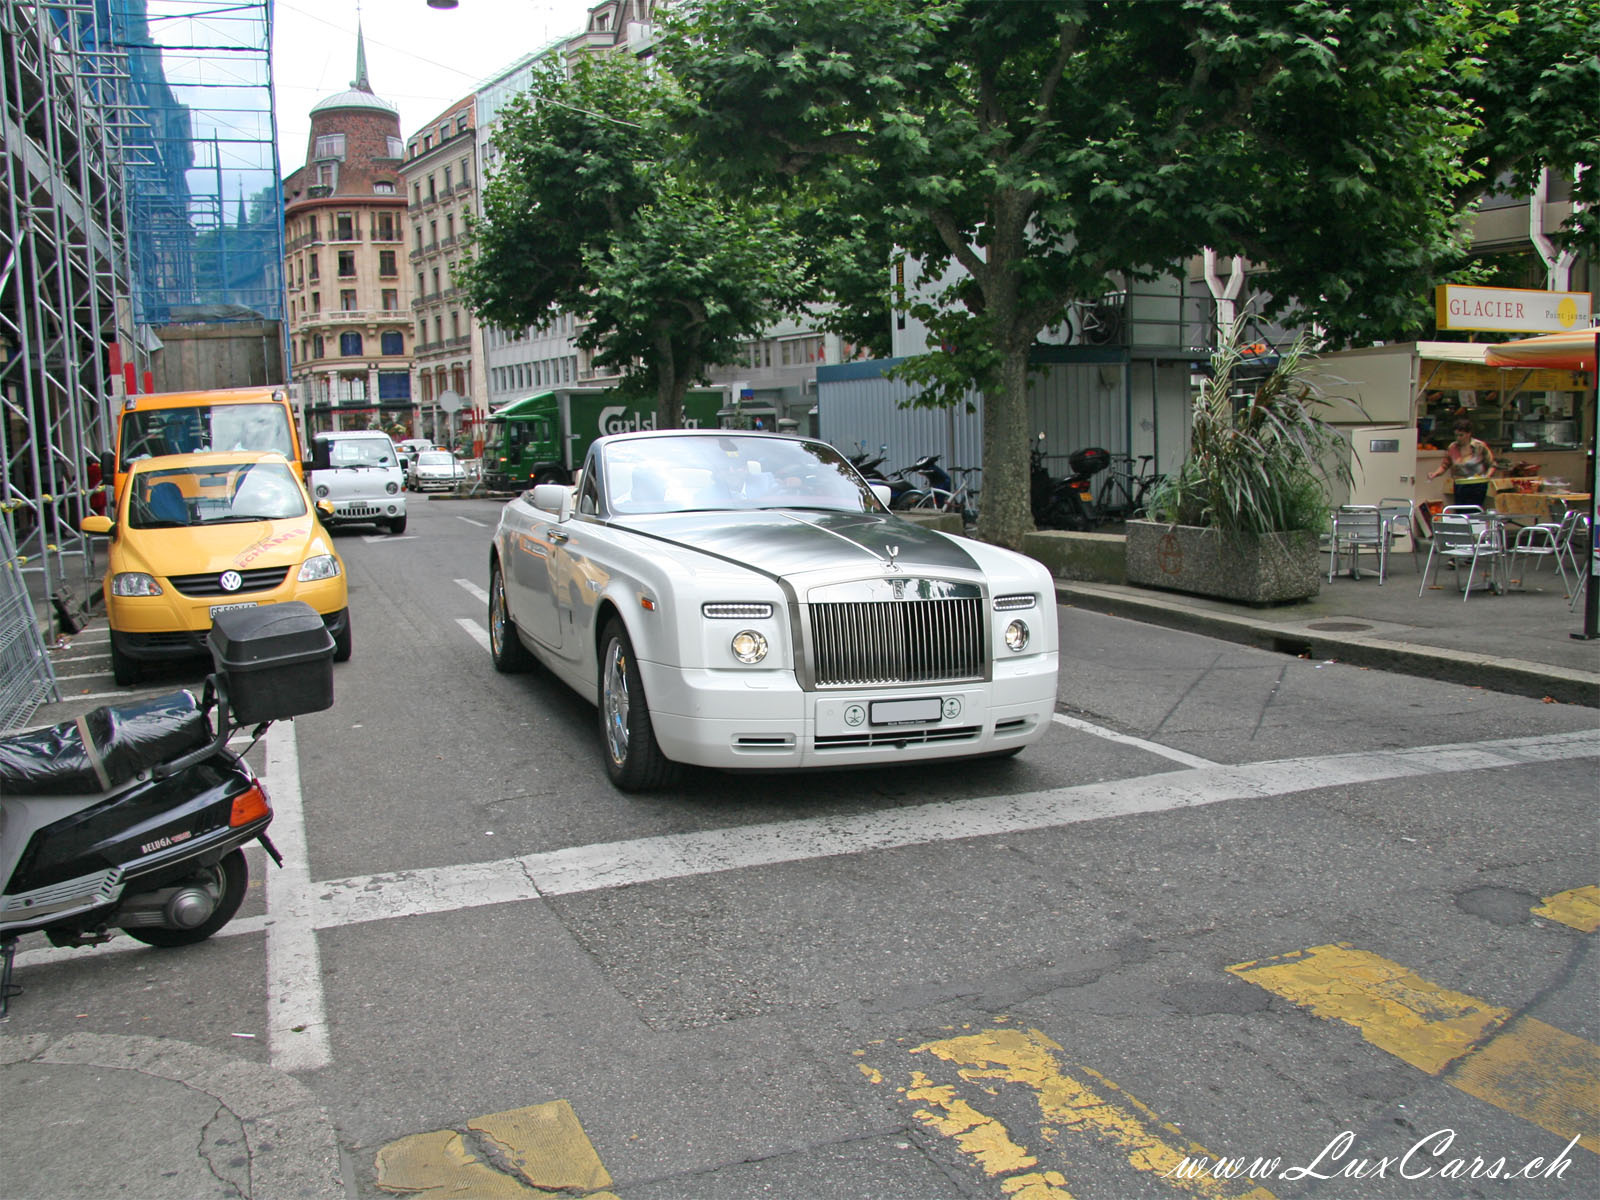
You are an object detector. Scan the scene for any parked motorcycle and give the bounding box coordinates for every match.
[0,602,335,1017]
[1031,436,1110,531]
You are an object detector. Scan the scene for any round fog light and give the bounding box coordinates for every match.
[1004,619,1030,652]
[731,630,768,664]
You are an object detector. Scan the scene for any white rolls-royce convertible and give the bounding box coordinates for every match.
[488,430,1059,790]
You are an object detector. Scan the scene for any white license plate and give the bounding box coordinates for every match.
[210,602,258,618]
[870,697,941,726]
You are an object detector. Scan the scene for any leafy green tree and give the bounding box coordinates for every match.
[458,55,806,428]
[664,0,1587,549]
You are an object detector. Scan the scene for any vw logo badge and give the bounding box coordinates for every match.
[219,570,243,593]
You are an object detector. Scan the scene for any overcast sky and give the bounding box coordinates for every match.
[271,0,599,171]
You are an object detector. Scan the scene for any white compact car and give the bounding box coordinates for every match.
[488,430,1059,790]
[309,431,407,534]
[407,450,466,492]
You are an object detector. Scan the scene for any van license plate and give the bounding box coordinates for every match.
[210,602,258,617]
[870,698,941,726]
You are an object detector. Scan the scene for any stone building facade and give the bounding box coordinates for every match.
[282,30,413,435]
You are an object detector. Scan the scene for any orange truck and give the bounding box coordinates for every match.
[109,386,305,496]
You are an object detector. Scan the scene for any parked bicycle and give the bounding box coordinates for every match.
[912,464,980,526]
[1094,453,1164,521]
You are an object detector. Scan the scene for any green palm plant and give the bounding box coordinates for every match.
[1145,319,1356,537]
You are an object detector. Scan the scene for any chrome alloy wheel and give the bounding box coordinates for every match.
[490,571,510,656]
[602,637,631,766]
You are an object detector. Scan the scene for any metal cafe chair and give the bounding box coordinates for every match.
[1328,505,1388,582]
[1417,515,1505,600]
[1377,496,1419,572]
[1506,523,1562,591]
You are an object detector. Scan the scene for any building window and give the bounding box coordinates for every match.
[308,253,319,281]
[381,330,404,355]
[415,226,424,252]
[460,158,471,189]
[422,134,432,152]
[429,220,438,245]
[417,320,426,344]
[434,316,444,343]
[444,165,453,191]
[341,332,363,356]
[312,334,324,358]
[439,123,449,143]
[315,133,346,160]
[316,163,336,188]
[308,215,319,240]
[379,250,397,276]
[312,292,321,313]
[340,289,357,311]
[428,175,437,200]
[432,268,441,293]
[382,289,399,311]
[376,213,397,241]
[379,371,411,400]
[445,215,455,242]
[373,181,395,194]
[336,212,355,240]
[456,114,468,134]
[451,311,460,339]
[338,250,356,277]
[386,136,403,158]
[413,182,422,205]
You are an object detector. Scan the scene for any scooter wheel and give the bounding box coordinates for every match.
[123,849,249,948]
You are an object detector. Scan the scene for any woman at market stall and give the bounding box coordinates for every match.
[1428,417,1497,509]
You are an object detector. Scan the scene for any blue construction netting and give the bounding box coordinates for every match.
[71,1,285,326]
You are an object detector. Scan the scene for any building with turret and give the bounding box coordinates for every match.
[282,27,412,434]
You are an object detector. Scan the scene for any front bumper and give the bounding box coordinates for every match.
[323,497,405,524]
[112,599,349,662]
[638,653,1058,769]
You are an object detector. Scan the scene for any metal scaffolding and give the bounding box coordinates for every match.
[1,0,280,727]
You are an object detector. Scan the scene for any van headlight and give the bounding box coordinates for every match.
[298,554,341,581]
[1004,619,1030,652]
[731,630,768,664]
[111,572,162,597]
[386,481,400,495]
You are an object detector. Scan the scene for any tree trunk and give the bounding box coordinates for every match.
[975,346,1034,551]
[653,327,686,429]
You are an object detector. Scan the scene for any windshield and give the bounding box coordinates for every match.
[323,438,394,467]
[120,403,295,469]
[417,452,453,466]
[602,435,881,515]
[128,460,307,529]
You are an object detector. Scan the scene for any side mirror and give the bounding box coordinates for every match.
[317,500,335,518]
[530,483,573,521]
[99,449,115,480]
[81,514,114,535]
[870,483,893,508]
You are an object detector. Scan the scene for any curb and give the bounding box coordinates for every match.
[1055,580,1600,708]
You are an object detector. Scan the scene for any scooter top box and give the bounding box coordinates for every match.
[206,602,334,724]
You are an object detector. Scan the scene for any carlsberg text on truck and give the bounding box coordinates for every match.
[481,388,725,491]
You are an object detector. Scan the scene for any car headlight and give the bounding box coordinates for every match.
[386,481,399,494]
[1004,619,1030,652]
[298,554,341,582]
[314,484,329,498]
[110,572,162,597]
[731,630,768,664]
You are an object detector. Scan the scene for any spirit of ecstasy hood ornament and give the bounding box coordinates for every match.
[883,544,901,572]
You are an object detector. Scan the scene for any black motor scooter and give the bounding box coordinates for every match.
[1031,437,1110,530]
[0,602,335,1018]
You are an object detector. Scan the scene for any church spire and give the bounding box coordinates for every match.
[352,20,372,93]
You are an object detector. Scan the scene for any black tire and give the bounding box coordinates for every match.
[388,514,407,535]
[598,619,678,792]
[122,849,248,948]
[332,612,353,663]
[110,631,141,686]
[489,558,535,673]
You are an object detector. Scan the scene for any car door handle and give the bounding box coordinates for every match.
[547,528,569,544]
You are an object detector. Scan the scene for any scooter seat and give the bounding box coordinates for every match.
[0,691,211,797]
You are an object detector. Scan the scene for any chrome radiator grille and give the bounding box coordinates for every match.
[808,597,986,687]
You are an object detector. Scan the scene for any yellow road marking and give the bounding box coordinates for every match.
[375,1099,617,1197]
[863,1026,1275,1199]
[1230,944,1598,1154]
[1227,944,1511,1075]
[1534,885,1600,932]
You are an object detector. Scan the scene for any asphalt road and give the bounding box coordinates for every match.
[11,494,1598,1199]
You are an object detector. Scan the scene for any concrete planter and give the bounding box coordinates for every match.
[1125,520,1320,604]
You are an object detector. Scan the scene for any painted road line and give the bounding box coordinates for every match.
[375,1100,617,1198]
[1052,712,1218,768]
[1533,885,1600,933]
[867,1025,1274,1199]
[15,730,1600,975]
[1229,944,1598,1153]
[263,720,333,1073]
[307,730,1600,930]
[455,577,489,605]
[457,617,491,652]
[456,515,491,528]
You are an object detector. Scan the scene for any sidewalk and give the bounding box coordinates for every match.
[0,1032,345,1199]
[1056,554,1600,707]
